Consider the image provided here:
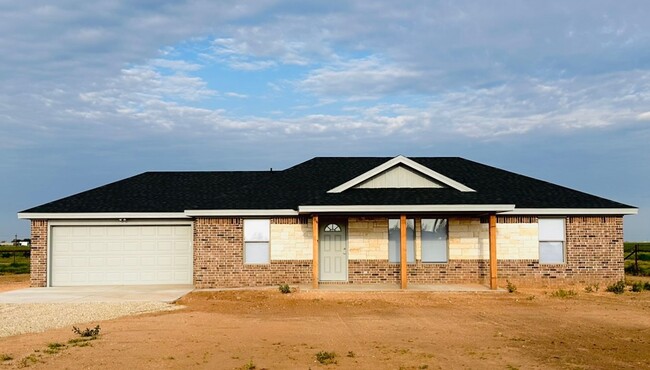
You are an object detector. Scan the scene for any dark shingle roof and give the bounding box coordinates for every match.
[21,157,635,213]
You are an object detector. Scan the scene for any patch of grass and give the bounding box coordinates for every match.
[606,280,626,294]
[346,351,355,358]
[630,281,648,292]
[624,242,650,276]
[315,351,337,365]
[551,289,577,299]
[584,283,599,293]
[43,342,66,354]
[240,359,256,370]
[278,284,291,294]
[1,354,13,361]
[506,280,517,293]
[19,353,41,367]
[67,338,94,347]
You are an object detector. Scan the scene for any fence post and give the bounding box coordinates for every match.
[635,244,639,275]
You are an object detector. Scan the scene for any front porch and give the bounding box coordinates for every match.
[310,213,500,290]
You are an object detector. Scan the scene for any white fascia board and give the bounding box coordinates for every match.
[298,204,515,213]
[184,209,299,216]
[17,212,188,220]
[503,208,639,216]
[327,155,476,193]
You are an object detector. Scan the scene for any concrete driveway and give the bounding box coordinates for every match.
[0,285,194,303]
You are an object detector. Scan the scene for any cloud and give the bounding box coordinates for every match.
[297,56,423,99]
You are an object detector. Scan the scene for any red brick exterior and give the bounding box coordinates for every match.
[30,220,48,287]
[193,217,312,288]
[498,216,624,287]
[28,215,625,289]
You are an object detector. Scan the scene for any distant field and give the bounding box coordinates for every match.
[624,242,650,276]
[0,245,30,274]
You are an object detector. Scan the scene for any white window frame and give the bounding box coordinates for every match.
[421,218,449,263]
[388,218,415,263]
[538,217,566,264]
[243,219,270,264]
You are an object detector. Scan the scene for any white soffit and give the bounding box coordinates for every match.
[17,212,188,220]
[504,208,638,215]
[298,204,515,213]
[328,155,475,193]
[184,209,299,216]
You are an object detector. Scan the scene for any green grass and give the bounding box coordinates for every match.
[0,247,30,274]
[624,242,650,276]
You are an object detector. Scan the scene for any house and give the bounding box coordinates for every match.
[17,156,637,289]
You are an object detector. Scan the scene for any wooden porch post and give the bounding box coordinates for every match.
[312,214,319,289]
[400,214,408,289]
[489,213,497,290]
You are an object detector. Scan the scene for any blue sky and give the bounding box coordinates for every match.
[1,1,648,241]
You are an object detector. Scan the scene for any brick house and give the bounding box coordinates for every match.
[18,156,637,289]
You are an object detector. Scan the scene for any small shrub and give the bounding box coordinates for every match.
[584,283,599,293]
[1,354,12,361]
[606,280,626,294]
[72,325,101,337]
[631,281,644,292]
[316,351,337,365]
[1,252,10,258]
[551,289,577,299]
[278,284,291,294]
[645,282,650,291]
[506,280,517,293]
[241,359,256,370]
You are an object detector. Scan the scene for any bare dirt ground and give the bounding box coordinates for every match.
[0,275,29,292]
[0,286,649,370]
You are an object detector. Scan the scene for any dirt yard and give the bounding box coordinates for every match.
[0,275,29,293]
[0,286,649,370]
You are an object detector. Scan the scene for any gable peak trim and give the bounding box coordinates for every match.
[327,155,476,193]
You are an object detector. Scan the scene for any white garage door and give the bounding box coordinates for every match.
[50,225,192,286]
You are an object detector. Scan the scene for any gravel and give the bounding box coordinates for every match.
[0,302,182,338]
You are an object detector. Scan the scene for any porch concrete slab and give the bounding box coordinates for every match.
[0,285,194,304]
[299,284,506,292]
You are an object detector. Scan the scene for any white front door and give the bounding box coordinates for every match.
[319,222,347,281]
[50,225,192,286]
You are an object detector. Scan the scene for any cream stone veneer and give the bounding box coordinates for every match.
[348,217,388,260]
[496,223,539,259]
[268,217,539,261]
[448,218,490,259]
[444,217,540,260]
[270,221,313,260]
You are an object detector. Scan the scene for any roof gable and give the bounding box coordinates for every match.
[328,155,475,193]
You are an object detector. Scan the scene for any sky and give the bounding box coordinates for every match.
[1,1,648,242]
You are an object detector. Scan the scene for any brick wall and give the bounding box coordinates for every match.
[193,217,312,288]
[192,215,624,288]
[498,216,624,286]
[30,220,48,287]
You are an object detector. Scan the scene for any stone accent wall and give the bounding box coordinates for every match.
[348,217,388,260]
[193,217,312,288]
[30,220,48,287]
[270,219,312,260]
[448,217,489,259]
[498,216,624,286]
[496,223,538,259]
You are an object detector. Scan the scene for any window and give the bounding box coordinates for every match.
[421,218,448,262]
[244,219,270,264]
[538,218,565,263]
[388,218,415,263]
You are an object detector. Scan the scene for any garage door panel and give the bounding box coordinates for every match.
[51,225,192,286]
